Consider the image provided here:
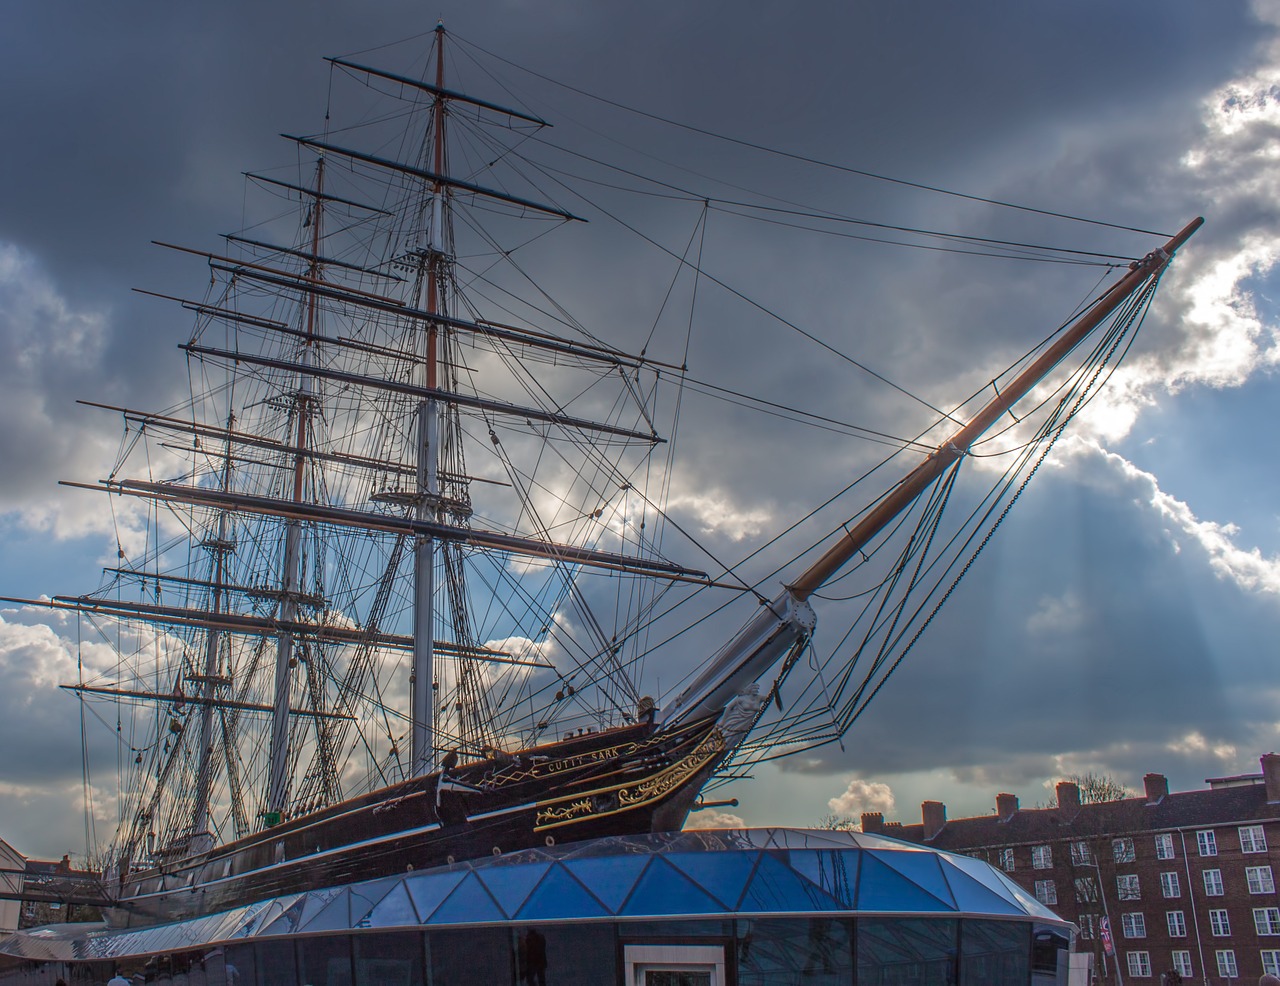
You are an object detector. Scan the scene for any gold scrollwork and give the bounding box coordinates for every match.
[535,798,594,826]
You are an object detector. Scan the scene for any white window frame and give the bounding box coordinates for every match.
[1248,865,1276,894]
[1240,824,1268,853]
[1034,879,1057,906]
[1153,832,1174,860]
[1126,951,1152,978]
[1117,874,1141,900]
[1171,950,1192,978]
[1070,840,1092,865]
[1203,868,1223,896]
[1077,913,1097,939]
[1030,844,1052,869]
[1209,909,1231,937]
[1262,950,1280,977]
[1197,829,1217,856]
[1113,837,1136,863]
[1121,912,1146,938]
[1254,907,1280,936]
[1166,910,1186,937]
[624,944,726,986]
[1075,876,1099,903]
[1216,950,1238,978]
[1159,871,1180,898]
[998,847,1014,872]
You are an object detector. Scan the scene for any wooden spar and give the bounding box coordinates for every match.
[62,479,712,582]
[180,341,663,442]
[787,217,1204,602]
[284,134,585,222]
[326,57,551,127]
[244,172,394,215]
[61,683,355,720]
[223,233,406,281]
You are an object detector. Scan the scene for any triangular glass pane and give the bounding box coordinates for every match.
[620,857,726,916]
[874,849,957,909]
[349,875,404,928]
[475,861,551,917]
[514,865,609,921]
[297,886,347,931]
[739,851,841,913]
[855,853,953,914]
[936,856,1027,916]
[259,896,308,936]
[564,854,650,912]
[405,869,468,922]
[662,850,759,910]
[788,849,859,908]
[365,881,420,928]
[302,888,354,933]
[428,871,506,925]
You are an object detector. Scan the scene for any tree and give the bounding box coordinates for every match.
[817,813,858,832]
[1066,772,1132,804]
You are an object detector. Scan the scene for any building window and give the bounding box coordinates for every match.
[1070,840,1092,865]
[1154,833,1174,860]
[1203,869,1224,896]
[1210,909,1231,937]
[1262,951,1280,977]
[1216,950,1238,979]
[1240,824,1268,853]
[1031,844,1052,869]
[998,848,1014,871]
[1121,913,1146,938]
[1034,880,1057,906]
[1159,871,1180,898]
[1078,913,1097,939]
[1254,907,1280,935]
[1248,865,1276,894]
[1197,830,1217,856]
[1113,837,1136,863]
[1075,876,1099,903]
[1166,911,1186,937]
[1117,874,1141,900]
[1126,951,1152,978]
[1172,950,1193,978]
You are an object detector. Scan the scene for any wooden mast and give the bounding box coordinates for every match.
[787,216,1203,601]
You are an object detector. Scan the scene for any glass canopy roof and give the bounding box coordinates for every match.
[0,828,1066,963]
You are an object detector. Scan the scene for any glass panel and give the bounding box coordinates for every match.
[564,854,651,912]
[662,850,760,911]
[936,857,1027,916]
[353,931,425,986]
[222,944,257,986]
[738,852,840,913]
[621,920,733,939]
[366,883,420,928]
[856,853,954,914]
[297,935,353,986]
[645,973,710,986]
[789,850,859,909]
[428,871,507,925]
[959,920,1029,986]
[515,865,610,921]
[737,918,852,986]
[514,924,616,986]
[428,928,514,985]
[622,858,725,916]
[255,939,297,986]
[405,870,468,923]
[874,849,957,910]
[857,918,958,986]
[475,861,552,916]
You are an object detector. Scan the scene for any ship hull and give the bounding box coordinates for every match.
[108,716,724,927]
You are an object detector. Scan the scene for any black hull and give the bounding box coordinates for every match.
[108,717,725,927]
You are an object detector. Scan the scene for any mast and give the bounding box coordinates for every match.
[266,155,327,820]
[660,217,1204,728]
[411,24,448,778]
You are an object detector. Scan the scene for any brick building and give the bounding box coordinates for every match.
[863,753,1280,984]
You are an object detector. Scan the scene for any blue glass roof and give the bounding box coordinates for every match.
[0,828,1068,964]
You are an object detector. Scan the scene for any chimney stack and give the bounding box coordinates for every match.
[1263,754,1280,803]
[1056,780,1081,819]
[996,792,1019,821]
[1143,773,1168,804]
[861,812,884,835]
[922,801,947,840]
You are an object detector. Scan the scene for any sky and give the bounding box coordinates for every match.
[3,0,1280,860]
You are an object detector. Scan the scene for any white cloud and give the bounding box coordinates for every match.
[827,778,896,819]
[667,489,774,543]
[1166,732,1239,763]
[1026,590,1087,637]
[683,807,745,830]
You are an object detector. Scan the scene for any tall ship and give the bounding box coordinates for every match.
[5,27,1200,927]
